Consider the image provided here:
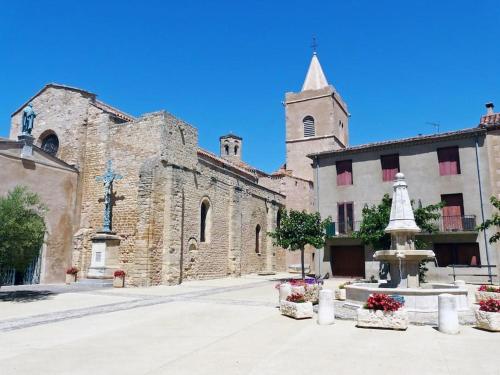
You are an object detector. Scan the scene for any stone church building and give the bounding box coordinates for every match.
[5,84,287,286]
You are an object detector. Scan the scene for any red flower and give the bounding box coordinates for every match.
[66,266,78,275]
[364,293,402,312]
[114,270,126,278]
[478,285,500,293]
[479,298,500,313]
[286,292,306,303]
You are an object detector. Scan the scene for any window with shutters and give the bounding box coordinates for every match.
[381,154,400,182]
[437,147,461,176]
[303,116,315,137]
[441,193,464,231]
[336,160,353,186]
[338,202,354,234]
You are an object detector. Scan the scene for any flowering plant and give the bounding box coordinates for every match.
[114,270,126,278]
[479,298,500,313]
[364,293,403,312]
[286,293,306,303]
[66,266,78,275]
[478,285,500,293]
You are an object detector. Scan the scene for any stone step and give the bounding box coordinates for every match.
[77,278,113,287]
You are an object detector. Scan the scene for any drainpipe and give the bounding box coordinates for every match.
[475,135,493,283]
[314,155,321,278]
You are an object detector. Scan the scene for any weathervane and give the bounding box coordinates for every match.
[311,35,318,54]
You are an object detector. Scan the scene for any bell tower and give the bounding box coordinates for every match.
[219,133,242,162]
[285,52,349,181]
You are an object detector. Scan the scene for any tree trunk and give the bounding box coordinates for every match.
[300,247,305,280]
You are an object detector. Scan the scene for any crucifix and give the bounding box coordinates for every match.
[96,160,123,233]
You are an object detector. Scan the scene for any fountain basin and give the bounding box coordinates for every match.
[374,250,435,262]
[345,283,469,321]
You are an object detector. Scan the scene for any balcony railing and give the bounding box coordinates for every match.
[435,215,477,232]
[328,221,361,236]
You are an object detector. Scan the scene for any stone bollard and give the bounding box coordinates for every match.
[438,293,459,334]
[317,289,335,325]
[279,283,292,305]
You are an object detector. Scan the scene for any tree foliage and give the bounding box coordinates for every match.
[268,209,331,279]
[478,196,500,244]
[0,186,47,278]
[353,194,442,250]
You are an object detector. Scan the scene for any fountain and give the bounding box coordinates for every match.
[345,173,469,322]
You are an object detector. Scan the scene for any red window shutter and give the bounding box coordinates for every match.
[441,194,464,230]
[381,154,400,182]
[336,160,353,186]
[438,147,460,176]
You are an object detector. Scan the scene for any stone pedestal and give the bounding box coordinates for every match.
[87,232,121,279]
[18,134,34,158]
[438,293,459,334]
[317,289,335,325]
[374,250,434,288]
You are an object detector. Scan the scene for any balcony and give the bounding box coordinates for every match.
[327,221,361,236]
[435,215,477,232]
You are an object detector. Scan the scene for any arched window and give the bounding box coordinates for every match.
[234,145,239,155]
[41,133,59,156]
[200,199,211,243]
[303,116,315,137]
[224,144,229,155]
[255,224,261,253]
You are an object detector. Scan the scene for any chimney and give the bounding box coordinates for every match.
[486,102,494,115]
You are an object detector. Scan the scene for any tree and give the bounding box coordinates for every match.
[268,209,331,280]
[0,186,47,282]
[353,194,443,282]
[478,196,500,244]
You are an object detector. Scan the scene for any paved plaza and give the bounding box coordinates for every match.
[0,275,498,375]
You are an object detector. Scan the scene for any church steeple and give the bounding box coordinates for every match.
[301,53,329,91]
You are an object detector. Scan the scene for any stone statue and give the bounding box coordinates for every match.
[96,160,123,233]
[21,103,37,135]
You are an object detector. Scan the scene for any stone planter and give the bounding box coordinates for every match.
[65,274,77,284]
[475,309,500,332]
[356,308,409,330]
[335,289,346,300]
[113,276,125,288]
[475,291,500,302]
[304,284,320,304]
[280,301,313,319]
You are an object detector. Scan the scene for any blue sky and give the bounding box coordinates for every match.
[1,0,499,173]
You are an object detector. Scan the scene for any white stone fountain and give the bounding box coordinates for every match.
[373,172,435,288]
[345,173,469,322]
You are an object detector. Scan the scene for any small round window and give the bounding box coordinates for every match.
[41,134,59,156]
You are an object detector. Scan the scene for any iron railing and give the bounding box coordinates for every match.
[436,215,477,232]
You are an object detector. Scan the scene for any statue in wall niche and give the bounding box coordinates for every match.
[96,160,123,233]
[21,103,37,135]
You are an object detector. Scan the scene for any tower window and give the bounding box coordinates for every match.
[234,145,239,155]
[303,116,315,137]
[224,144,229,155]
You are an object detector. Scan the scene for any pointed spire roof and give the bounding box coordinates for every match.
[385,173,421,233]
[301,53,329,91]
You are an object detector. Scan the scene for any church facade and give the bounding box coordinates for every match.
[7,84,285,286]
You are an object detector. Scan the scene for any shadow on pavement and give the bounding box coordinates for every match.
[0,290,56,302]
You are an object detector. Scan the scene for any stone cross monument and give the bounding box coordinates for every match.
[95,160,122,233]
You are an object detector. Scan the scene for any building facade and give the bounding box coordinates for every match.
[6,84,285,286]
[309,120,500,283]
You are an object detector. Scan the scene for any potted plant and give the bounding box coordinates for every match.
[335,282,350,300]
[280,292,314,319]
[276,279,321,304]
[65,266,78,284]
[357,293,408,330]
[475,285,500,302]
[475,298,500,332]
[113,270,126,288]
